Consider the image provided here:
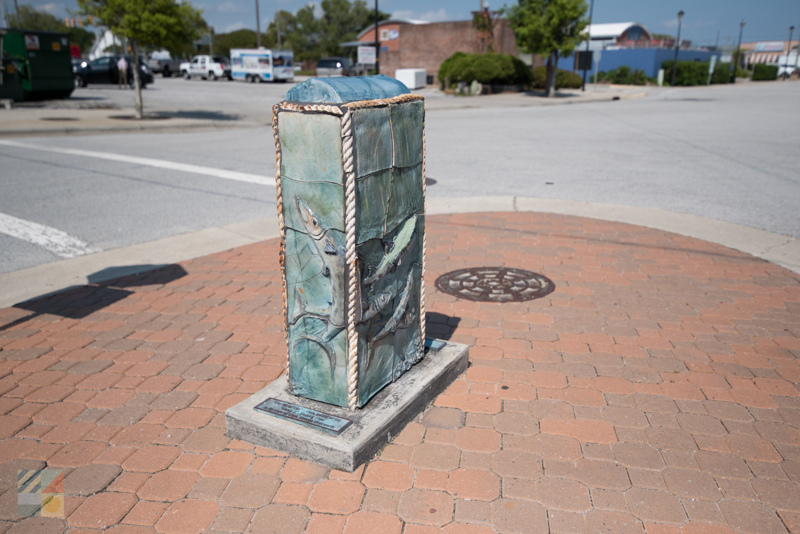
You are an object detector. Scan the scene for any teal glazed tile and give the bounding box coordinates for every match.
[289,323,347,406]
[284,227,346,330]
[279,111,344,185]
[391,101,424,168]
[386,164,424,232]
[355,169,392,245]
[280,176,345,234]
[353,107,393,178]
[354,216,424,407]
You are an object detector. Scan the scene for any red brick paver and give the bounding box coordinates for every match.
[1,211,799,533]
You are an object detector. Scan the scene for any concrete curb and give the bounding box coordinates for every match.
[0,120,256,139]
[2,197,797,309]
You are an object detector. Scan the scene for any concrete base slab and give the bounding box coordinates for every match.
[226,341,469,472]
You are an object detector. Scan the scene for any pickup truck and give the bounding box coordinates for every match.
[147,52,181,77]
[179,55,232,81]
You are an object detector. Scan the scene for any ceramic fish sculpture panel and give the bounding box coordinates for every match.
[276,78,425,409]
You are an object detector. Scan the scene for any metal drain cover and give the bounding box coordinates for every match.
[435,267,554,302]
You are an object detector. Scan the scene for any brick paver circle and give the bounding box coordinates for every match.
[1,211,799,533]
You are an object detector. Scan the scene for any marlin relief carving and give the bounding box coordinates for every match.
[289,197,345,377]
[363,215,418,287]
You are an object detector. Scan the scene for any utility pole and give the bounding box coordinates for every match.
[374,0,379,74]
[581,0,595,91]
[784,26,795,80]
[671,10,684,87]
[255,0,261,49]
[13,0,19,28]
[732,20,744,83]
[277,14,281,48]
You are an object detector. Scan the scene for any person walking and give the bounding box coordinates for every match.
[117,56,128,88]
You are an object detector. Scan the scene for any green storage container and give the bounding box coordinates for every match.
[1,29,74,100]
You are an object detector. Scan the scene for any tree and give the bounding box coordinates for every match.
[211,29,258,58]
[16,5,96,54]
[505,0,588,97]
[318,0,388,57]
[77,0,205,118]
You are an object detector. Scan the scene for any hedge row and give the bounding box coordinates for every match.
[753,64,778,81]
[662,60,752,86]
[438,52,532,88]
[592,66,649,85]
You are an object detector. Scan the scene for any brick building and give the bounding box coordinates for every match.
[352,18,519,83]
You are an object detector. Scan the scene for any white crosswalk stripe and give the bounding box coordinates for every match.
[0,139,275,187]
[0,212,100,258]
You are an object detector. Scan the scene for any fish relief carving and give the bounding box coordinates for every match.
[289,196,345,378]
[364,266,418,371]
[363,215,417,287]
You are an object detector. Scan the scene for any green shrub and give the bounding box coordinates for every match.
[591,66,649,85]
[662,60,709,86]
[532,66,584,89]
[710,62,731,84]
[438,52,532,88]
[752,64,778,81]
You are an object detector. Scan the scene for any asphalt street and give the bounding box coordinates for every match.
[1,79,799,275]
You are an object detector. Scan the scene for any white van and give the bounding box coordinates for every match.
[230,49,294,83]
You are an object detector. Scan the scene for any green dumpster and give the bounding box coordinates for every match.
[1,30,24,102]
[1,29,74,100]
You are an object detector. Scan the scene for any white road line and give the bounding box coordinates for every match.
[0,212,100,258]
[0,139,275,187]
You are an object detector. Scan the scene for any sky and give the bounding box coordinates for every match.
[6,0,800,46]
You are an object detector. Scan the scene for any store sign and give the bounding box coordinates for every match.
[358,45,376,65]
[754,42,786,52]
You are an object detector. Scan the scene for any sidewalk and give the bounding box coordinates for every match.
[0,86,644,138]
[1,211,799,533]
[0,108,256,138]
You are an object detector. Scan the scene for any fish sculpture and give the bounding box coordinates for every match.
[290,196,346,377]
[363,215,417,287]
[365,267,418,370]
[354,261,392,325]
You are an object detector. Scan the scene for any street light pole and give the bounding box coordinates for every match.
[671,10,684,87]
[784,26,795,80]
[374,0,380,74]
[255,0,261,49]
[732,19,744,83]
[581,0,595,91]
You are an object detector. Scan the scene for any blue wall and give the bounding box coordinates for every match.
[558,49,721,79]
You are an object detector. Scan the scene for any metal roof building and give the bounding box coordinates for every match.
[584,22,652,50]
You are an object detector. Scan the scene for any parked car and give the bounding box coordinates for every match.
[316,57,355,77]
[147,52,182,77]
[73,55,154,88]
[179,55,231,80]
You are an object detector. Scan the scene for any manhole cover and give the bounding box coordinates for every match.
[39,117,79,121]
[435,267,554,302]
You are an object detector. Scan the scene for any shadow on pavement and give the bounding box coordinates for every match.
[155,110,240,121]
[426,312,461,341]
[1,264,187,330]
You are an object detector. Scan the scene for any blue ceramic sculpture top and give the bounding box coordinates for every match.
[285,74,410,103]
